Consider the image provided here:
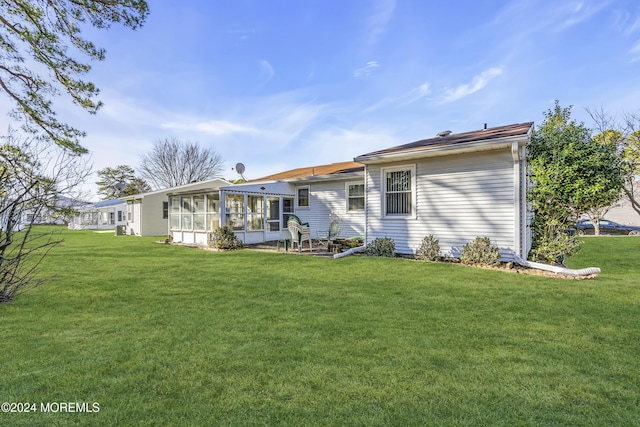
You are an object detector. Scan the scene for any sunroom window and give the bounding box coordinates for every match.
[170,197,181,229]
[193,195,206,231]
[247,195,264,231]
[283,197,294,229]
[206,194,220,231]
[181,197,193,230]
[225,194,244,230]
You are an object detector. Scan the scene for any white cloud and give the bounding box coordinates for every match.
[363,82,431,113]
[258,59,275,85]
[298,125,402,165]
[353,61,380,77]
[558,0,613,30]
[164,120,257,136]
[440,68,503,103]
[630,39,640,62]
[365,0,396,45]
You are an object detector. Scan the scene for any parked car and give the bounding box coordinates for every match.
[575,219,640,235]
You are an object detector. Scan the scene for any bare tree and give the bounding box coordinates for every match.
[139,137,224,189]
[1,129,91,302]
[588,107,640,218]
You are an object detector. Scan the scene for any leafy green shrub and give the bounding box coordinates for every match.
[209,226,243,250]
[460,236,501,265]
[416,235,440,261]
[530,232,581,265]
[365,237,395,258]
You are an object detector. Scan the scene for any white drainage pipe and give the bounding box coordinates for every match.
[334,249,600,277]
[333,245,366,259]
[513,256,600,276]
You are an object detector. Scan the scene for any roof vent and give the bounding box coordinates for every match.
[437,130,452,137]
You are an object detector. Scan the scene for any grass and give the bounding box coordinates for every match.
[1,227,639,426]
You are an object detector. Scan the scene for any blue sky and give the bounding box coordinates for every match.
[4,0,640,197]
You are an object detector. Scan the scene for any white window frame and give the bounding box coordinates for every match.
[381,165,416,218]
[127,202,134,222]
[346,181,365,212]
[296,185,310,209]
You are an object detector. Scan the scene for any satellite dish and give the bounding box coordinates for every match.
[235,163,245,175]
[115,182,126,192]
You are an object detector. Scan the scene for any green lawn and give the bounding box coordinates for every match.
[1,228,639,426]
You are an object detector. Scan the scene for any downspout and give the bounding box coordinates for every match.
[512,142,521,257]
[364,164,368,246]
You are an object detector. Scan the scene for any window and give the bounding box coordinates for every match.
[247,196,264,231]
[109,212,115,225]
[383,166,415,217]
[193,196,205,231]
[181,197,193,230]
[266,197,280,232]
[170,193,221,231]
[117,210,123,222]
[206,194,220,231]
[225,194,244,230]
[296,186,310,208]
[283,197,294,229]
[162,201,169,219]
[169,197,181,230]
[347,182,365,212]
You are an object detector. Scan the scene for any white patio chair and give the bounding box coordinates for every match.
[287,219,312,253]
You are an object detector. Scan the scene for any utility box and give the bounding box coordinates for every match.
[115,225,126,236]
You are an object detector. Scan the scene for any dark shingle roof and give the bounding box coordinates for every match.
[357,122,533,159]
[250,161,364,182]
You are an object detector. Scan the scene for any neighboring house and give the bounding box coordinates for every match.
[22,195,89,226]
[68,199,127,231]
[168,162,364,245]
[354,122,534,261]
[124,178,232,237]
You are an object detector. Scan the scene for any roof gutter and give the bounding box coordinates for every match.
[355,135,528,165]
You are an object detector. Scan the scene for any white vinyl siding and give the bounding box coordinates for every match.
[294,179,365,239]
[366,150,516,258]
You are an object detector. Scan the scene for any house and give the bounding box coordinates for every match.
[168,162,366,246]
[124,178,231,237]
[171,122,534,259]
[354,122,534,261]
[68,199,127,231]
[22,195,89,226]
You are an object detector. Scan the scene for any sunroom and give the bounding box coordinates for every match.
[168,189,221,245]
[220,181,297,245]
[218,161,366,245]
